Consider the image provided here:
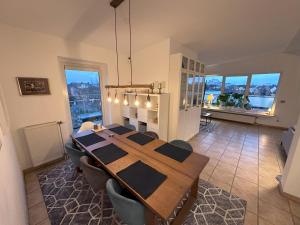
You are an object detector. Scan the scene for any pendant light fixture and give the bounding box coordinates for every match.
[123,93,128,105]
[106,0,153,92]
[146,90,152,108]
[134,90,139,106]
[107,88,112,102]
[114,90,119,104]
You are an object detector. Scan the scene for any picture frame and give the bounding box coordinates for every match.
[16,77,50,95]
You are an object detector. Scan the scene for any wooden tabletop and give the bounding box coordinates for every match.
[104,124,209,180]
[72,130,195,220]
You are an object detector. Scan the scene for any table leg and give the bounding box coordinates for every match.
[145,208,156,225]
[191,177,199,198]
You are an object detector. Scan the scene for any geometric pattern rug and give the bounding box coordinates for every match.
[38,160,246,225]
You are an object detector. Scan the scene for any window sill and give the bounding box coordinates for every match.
[202,105,275,117]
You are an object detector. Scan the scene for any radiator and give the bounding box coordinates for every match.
[24,121,64,167]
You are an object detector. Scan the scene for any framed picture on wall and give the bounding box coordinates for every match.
[16,77,50,95]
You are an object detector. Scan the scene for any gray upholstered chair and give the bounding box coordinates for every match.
[125,124,136,131]
[65,141,85,170]
[106,179,145,225]
[80,156,110,192]
[170,139,193,152]
[144,131,159,139]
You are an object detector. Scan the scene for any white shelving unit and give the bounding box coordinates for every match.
[168,53,205,141]
[120,93,170,141]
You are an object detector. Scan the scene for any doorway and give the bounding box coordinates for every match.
[64,69,103,131]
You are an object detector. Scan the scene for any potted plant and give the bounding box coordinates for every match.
[217,94,230,107]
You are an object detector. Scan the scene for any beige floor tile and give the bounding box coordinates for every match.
[199,172,210,181]
[220,155,239,166]
[237,162,258,174]
[259,174,279,189]
[239,155,258,165]
[201,164,215,177]
[231,187,258,214]
[244,211,258,225]
[259,200,294,225]
[293,216,300,225]
[205,150,223,160]
[37,219,51,225]
[258,217,274,225]
[28,202,49,225]
[216,161,237,174]
[209,177,231,193]
[240,151,258,159]
[222,151,240,159]
[236,167,258,184]
[210,167,235,185]
[289,200,300,217]
[26,176,40,194]
[259,186,290,212]
[27,189,44,208]
[232,177,258,197]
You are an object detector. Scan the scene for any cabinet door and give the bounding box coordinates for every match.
[197,76,205,106]
[179,72,188,110]
[193,75,200,107]
[177,110,187,140]
[187,74,194,108]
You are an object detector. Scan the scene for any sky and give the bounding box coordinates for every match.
[65,70,100,84]
[206,73,280,85]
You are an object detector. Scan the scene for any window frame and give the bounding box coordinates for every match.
[204,72,282,112]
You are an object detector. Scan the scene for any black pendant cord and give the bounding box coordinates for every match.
[129,0,133,86]
[114,7,120,86]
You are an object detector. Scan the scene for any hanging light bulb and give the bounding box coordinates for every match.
[114,90,119,104]
[107,89,112,102]
[123,93,128,106]
[146,90,152,108]
[134,91,139,106]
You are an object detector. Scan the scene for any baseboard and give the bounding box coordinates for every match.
[278,177,300,203]
[23,156,65,175]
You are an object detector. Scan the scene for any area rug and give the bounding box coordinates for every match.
[38,160,246,225]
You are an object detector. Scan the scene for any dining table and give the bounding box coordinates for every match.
[72,124,209,225]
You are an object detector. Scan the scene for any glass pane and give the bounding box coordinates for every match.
[198,76,204,105]
[182,56,188,69]
[65,69,103,130]
[204,75,223,103]
[195,62,200,72]
[189,59,195,71]
[187,74,194,107]
[249,73,280,109]
[224,76,248,94]
[193,75,200,106]
[179,72,188,110]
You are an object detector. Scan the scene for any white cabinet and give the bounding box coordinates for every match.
[168,53,205,141]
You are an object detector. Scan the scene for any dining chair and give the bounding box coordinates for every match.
[65,141,85,171]
[143,131,159,139]
[106,179,145,225]
[125,124,136,131]
[78,121,95,133]
[170,139,193,152]
[80,156,110,192]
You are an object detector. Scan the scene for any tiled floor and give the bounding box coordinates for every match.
[189,120,300,225]
[24,120,300,225]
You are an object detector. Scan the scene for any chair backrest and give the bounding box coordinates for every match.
[144,131,159,139]
[106,179,144,225]
[170,139,193,152]
[80,156,110,192]
[78,121,95,132]
[125,124,136,131]
[65,141,85,167]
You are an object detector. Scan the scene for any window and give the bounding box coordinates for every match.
[203,73,281,112]
[249,73,280,110]
[224,76,248,94]
[204,75,223,103]
[65,69,103,130]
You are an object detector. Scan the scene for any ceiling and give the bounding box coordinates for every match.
[1,0,300,64]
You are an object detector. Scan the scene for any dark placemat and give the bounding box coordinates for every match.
[127,133,155,145]
[92,143,128,165]
[109,126,133,135]
[117,160,167,199]
[154,143,192,162]
[75,133,105,147]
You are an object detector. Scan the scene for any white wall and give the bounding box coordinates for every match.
[206,53,300,128]
[0,85,27,225]
[132,39,171,91]
[282,115,300,198]
[0,23,130,169]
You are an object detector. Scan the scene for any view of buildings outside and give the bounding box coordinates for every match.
[204,73,281,110]
[65,70,103,130]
